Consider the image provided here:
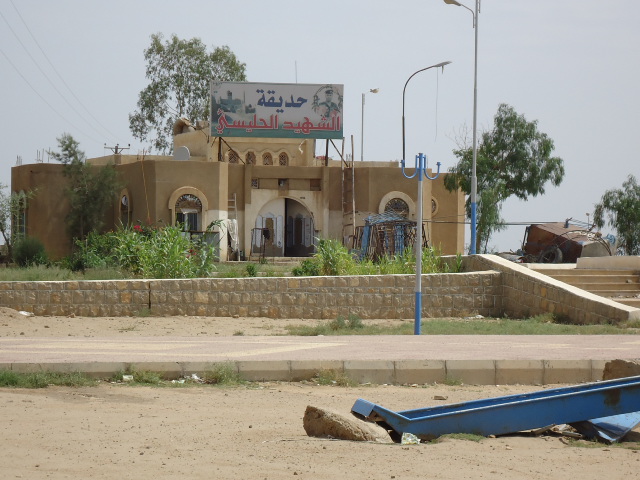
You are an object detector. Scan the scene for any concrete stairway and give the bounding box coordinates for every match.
[532,267,640,308]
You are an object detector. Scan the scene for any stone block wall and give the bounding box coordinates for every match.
[0,280,151,316]
[465,255,640,324]
[0,255,636,323]
[148,273,502,319]
[0,272,501,319]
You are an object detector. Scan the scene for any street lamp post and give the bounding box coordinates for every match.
[361,88,379,162]
[444,0,479,254]
[401,154,441,335]
[401,61,450,335]
[402,62,451,162]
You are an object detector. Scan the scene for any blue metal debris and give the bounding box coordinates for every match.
[351,375,640,443]
[571,412,640,443]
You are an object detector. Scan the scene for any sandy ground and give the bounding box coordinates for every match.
[2,308,640,479]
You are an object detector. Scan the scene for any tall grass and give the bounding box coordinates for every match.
[292,239,462,277]
[0,370,97,388]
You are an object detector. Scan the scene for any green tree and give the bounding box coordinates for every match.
[129,33,247,153]
[445,104,565,253]
[49,133,122,241]
[593,174,640,255]
[0,185,36,261]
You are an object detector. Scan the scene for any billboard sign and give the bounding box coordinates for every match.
[211,81,343,139]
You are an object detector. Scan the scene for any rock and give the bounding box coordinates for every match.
[602,359,640,380]
[303,405,388,442]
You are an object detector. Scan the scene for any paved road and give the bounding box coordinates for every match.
[1,335,638,385]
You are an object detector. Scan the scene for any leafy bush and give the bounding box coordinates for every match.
[292,258,321,276]
[314,239,354,275]
[245,263,258,277]
[293,239,461,277]
[79,223,220,279]
[12,236,48,267]
[202,363,244,385]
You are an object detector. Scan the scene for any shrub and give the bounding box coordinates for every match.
[13,236,48,267]
[245,263,258,277]
[292,258,320,276]
[314,238,354,276]
[110,224,218,279]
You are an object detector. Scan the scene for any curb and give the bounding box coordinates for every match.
[3,359,608,385]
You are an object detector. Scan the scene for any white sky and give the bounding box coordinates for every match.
[1,0,638,252]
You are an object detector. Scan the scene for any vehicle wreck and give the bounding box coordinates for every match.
[518,219,617,263]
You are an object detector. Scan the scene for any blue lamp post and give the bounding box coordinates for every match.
[401,62,450,335]
[401,154,441,335]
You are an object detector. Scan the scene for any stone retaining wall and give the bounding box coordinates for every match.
[0,273,501,319]
[0,255,637,323]
[0,280,151,317]
[148,273,501,319]
[465,255,640,324]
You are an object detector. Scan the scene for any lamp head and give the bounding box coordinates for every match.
[370,88,379,94]
[443,0,462,5]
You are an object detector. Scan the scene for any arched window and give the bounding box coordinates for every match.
[228,150,240,164]
[384,198,410,217]
[175,194,202,232]
[278,152,289,166]
[120,194,131,227]
[12,190,28,239]
[262,152,273,165]
[246,151,256,165]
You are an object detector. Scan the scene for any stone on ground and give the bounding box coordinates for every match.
[602,359,640,380]
[303,405,388,442]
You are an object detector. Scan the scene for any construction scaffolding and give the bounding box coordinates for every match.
[352,212,426,261]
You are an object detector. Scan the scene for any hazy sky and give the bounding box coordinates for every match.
[1,0,638,252]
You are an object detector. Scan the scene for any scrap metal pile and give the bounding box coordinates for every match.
[516,219,617,263]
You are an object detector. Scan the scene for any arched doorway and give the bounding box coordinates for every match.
[285,198,314,257]
[253,198,314,257]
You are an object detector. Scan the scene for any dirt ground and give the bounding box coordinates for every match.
[2,308,640,479]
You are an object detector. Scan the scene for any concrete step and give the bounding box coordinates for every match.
[534,267,640,309]
[611,298,640,308]
[548,274,639,285]
[533,267,639,277]
[570,284,640,293]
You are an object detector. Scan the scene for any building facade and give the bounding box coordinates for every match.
[11,119,465,260]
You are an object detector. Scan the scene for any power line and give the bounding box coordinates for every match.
[0,47,100,143]
[2,2,121,143]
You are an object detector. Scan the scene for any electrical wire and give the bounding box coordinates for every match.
[3,1,121,143]
[0,47,100,143]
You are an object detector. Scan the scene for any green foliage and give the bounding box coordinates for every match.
[445,104,565,253]
[285,315,639,336]
[0,370,96,388]
[49,133,122,241]
[314,238,354,276]
[593,174,640,255]
[202,363,244,385]
[129,33,247,153]
[439,433,484,442]
[292,258,321,276]
[328,314,364,331]
[69,231,120,271]
[245,263,258,277]
[293,240,461,277]
[111,224,217,279]
[12,236,48,267]
[312,369,358,387]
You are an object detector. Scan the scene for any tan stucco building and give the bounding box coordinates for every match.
[11,120,465,260]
